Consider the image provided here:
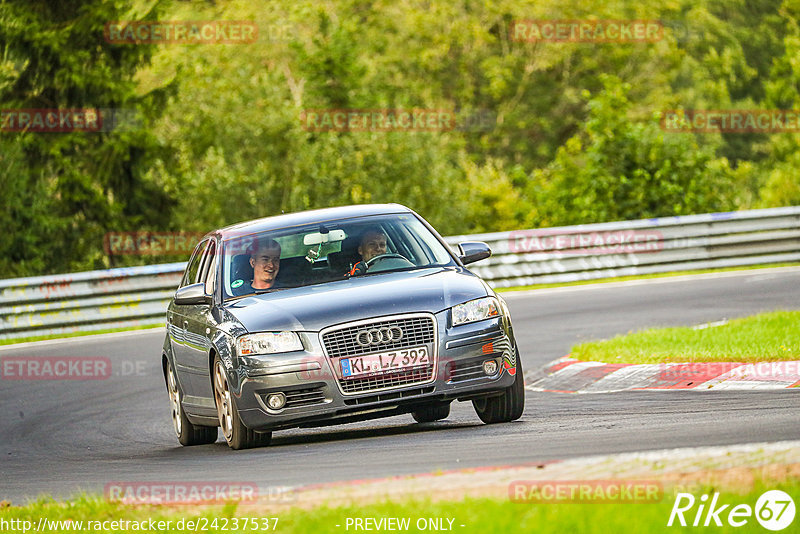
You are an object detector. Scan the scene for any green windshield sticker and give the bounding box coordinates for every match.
[232,279,244,288]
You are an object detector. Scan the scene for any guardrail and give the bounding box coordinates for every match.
[446,205,800,288]
[1,207,799,340]
[0,263,186,340]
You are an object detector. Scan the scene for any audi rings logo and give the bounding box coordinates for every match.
[355,326,403,346]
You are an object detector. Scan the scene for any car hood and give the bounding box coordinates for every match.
[223,267,489,333]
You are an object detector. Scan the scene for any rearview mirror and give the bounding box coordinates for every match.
[458,241,492,265]
[174,283,212,305]
[303,229,346,245]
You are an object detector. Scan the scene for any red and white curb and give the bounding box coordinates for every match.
[526,357,800,393]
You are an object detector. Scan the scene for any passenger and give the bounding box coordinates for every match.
[346,230,388,277]
[232,238,281,295]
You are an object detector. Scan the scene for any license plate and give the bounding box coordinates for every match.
[341,346,430,379]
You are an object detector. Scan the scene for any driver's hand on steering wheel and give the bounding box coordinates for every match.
[345,261,367,278]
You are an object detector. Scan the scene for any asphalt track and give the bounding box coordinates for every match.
[2,268,800,503]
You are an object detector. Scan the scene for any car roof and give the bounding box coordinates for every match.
[212,203,414,240]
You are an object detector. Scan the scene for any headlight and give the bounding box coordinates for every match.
[237,332,303,356]
[451,297,500,326]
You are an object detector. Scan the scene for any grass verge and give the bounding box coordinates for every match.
[495,262,800,292]
[2,477,797,534]
[571,310,800,364]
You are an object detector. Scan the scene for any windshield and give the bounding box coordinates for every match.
[221,213,456,299]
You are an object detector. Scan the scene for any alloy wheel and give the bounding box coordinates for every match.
[213,360,234,441]
[167,364,182,436]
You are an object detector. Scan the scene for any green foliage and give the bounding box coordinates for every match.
[458,159,533,233]
[528,76,737,226]
[756,0,800,207]
[758,154,800,207]
[3,0,800,277]
[0,0,174,275]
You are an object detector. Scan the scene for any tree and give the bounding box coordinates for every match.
[528,76,737,226]
[0,0,174,276]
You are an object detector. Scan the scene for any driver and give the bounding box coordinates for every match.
[346,230,387,277]
[232,238,281,295]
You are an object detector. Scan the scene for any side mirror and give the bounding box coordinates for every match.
[458,241,492,265]
[174,283,212,305]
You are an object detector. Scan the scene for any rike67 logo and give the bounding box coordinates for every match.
[668,490,795,531]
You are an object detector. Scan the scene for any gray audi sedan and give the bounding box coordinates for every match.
[162,204,524,449]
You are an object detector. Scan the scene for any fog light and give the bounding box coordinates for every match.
[483,360,498,375]
[266,392,286,410]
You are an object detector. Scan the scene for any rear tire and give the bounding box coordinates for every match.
[472,353,525,424]
[166,359,218,446]
[213,355,272,450]
[411,402,451,423]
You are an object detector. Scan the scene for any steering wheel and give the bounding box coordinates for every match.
[365,253,415,272]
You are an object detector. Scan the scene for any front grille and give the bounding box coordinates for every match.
[284,387,326,408]
[321,314,438,395]
[322,315,435,359]
[339,365,434,394]
[343,386,435,406]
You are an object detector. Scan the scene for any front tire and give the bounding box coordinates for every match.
[411,402,451,423]
[166,359,218,446]
[213,356,272,450]
[472,354,525,424]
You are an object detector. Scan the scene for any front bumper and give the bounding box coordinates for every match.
[232,313,517,431]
